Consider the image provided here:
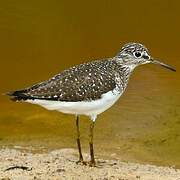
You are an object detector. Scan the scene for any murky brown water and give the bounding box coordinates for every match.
[0,0,180,167]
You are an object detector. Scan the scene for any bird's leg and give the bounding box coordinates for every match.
[89,121,96,167]
[75,115,85,164]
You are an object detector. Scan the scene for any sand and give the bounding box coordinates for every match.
[0,148,180,180]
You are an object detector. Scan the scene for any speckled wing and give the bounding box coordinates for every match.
[9,59,119,102]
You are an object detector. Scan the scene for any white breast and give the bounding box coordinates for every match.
[26,87,123,118]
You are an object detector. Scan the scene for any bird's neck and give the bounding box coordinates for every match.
[115,62,138,91]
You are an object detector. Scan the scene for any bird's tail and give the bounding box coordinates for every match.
[6,89,29,101]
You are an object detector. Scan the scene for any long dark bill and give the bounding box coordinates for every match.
[151,59,176,72]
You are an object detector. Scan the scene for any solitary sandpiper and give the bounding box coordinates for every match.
[7,42,176,167]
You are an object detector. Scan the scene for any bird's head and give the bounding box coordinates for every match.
[116,42,176,72]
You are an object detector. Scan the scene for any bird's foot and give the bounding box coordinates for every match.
[76,159,87,166]
[88,160,96,167]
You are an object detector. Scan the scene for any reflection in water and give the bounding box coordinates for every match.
[0,0,180,167]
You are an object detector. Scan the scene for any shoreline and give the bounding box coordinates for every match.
[0,148,180,180]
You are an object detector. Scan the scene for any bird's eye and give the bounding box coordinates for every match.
[134,52,142,58]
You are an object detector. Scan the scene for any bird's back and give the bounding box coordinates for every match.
[8,58,128,102]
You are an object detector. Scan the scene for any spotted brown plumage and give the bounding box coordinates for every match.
[9,58,130,102]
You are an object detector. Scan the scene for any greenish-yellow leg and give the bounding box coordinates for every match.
[76,116,84,163]
[89,121,96,167]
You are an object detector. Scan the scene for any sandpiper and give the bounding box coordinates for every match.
[7,42,176,166]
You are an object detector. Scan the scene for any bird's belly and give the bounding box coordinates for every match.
[27,88,122,116]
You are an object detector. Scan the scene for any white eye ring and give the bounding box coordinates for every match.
[134,51,142,58]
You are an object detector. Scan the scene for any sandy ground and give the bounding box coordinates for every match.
[0,148,180,180]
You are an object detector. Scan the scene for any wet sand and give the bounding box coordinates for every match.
[0,148,180,180]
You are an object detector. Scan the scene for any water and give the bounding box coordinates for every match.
[0,0,180,167]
